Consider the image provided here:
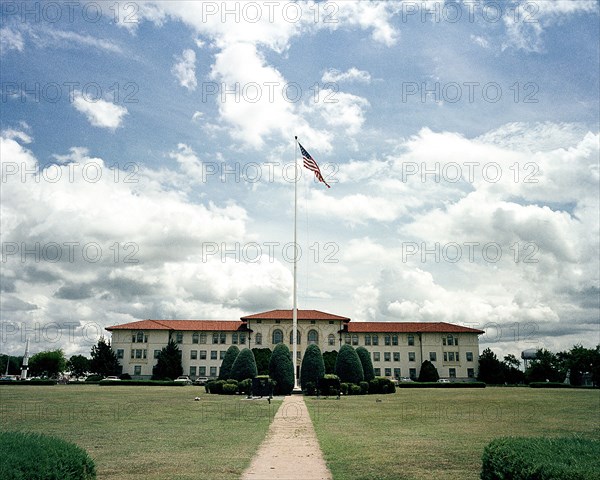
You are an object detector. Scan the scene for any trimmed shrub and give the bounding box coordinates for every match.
[359,381,369,395]
[300,344,325,392]
[340,382,349,395]
[252,348,272,375]
[0,431,96,479]
[335,345,364,384]
[323,350,338,374]
[481,437,600,480]
[397,382,486,388]
[98,380,184,386]
[418,360,440,382]
[269,343,295,395]
[349,384,361,395]
[318,374,341,396]
[222,383,238,395]
[238,378,252,395]
[119,373,132,380]
[218,346,240,380]
[206,380,226,394]
[229,348,258,382]
[356,347,375,382]
[369,377,396,394]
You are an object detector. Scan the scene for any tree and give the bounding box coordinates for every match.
[252,348,272,375]
[0,355,23,376]
[218,345,240,380]
[477,348,505,384]
[28,350,66,378]
[229,348,258,382]
[67,355,90,379]
[502,354,525,384]
[300,344,325,391]
[418,360,440,382]
[558,345,599,386]
[334,345,364,384]
[525,348,562,383]
[90,337,120,377]
[356,347,375,382]
[323,350,338,374]
[269,344,294,395]
[152,339,183,380]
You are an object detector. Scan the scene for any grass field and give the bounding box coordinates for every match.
[0,385,280,480]
[306,388,600,480]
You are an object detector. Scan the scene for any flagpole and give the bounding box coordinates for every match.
[293,136,299,390]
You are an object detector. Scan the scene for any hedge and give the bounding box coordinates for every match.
[369,377,396,394]
[397,382,486,388]
[318,374,341,396]
[0,431,96,480]
[0,380,56,386]
[97,380,185,386]
[481,437,600,480]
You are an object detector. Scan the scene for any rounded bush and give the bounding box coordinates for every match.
[238,378,251,395]
[229,348,258,382]
[222,383,237,395]
[218,345,240,380]
[340,382,349,395]
[269,344,294,395]
[0,431,96,480]
[300,344,325,392]
[359,381,369,394]
[335,345,364,384]
[349,384,361,395]
[318,374,341,396]
[356,347,375,382]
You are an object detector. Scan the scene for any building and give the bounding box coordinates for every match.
[106,309,484,381]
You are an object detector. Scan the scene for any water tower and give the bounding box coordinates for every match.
[521,348,537,370]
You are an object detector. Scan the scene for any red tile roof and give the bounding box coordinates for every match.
[106,320,244,332]
[347,322,484,334]
[240,309,350,322]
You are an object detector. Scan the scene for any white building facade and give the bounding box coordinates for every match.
[106,309,484,381]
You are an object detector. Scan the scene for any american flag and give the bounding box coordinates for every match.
[298,142,331,188]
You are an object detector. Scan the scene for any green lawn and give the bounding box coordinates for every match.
[0,385,280,480]
[306,388,600,480]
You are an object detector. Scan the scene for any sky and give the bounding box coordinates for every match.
[1,0,599,362]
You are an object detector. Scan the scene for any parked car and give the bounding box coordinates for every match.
[100,376,121,382]
[194,377,209,386]
[437,378,450,383]
[174,376,192,385]
[0,375,17,381]
[399,377,414,382]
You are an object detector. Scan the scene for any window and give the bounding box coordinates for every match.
[199,333,207,344]
[373,352,381,362]
[255,333,262,345]
[442,337,446,346]
[131,350,135,359]
[210,351,217,360]
[199,366,206,376]
[408,335,414,346]
[392,335,398,346]
[467,368,474,378]
[448,352,455,361]
[192,332,199,344]
[256,319,262,324]
[374,368,381,376]
[384,352,391,362]
[116,349,124,359]
[409,368,417,380]
[134,365,141,375]
[449,368,456,378]
[352,335,358,346]
[328,334,335,346]
[190,366,196,377]
[408,352,416,362]
[393,352,400,362]
[135,349,142,359]
[393,368,401,379]
[153,349,160,359]
[232,333,238,344]
[220,351,226,360]
[190,350,197,360]
[219,333,226,344]
[466,352,473,362]
[200,350,207,360]
[272,329,283,344]
[372,334,379,346]
[308,330,318,345]
[137,331,144,343]
[209,366,217,377]
[310,320,316,324]
[175,332,183,344]
[384,335,391,346]
[345,334,351,345]
[289,330,301,345]
[212,333,219,344]
[329,320,334,325]
[275,319,281,324]
[385,368,391,377]
[239,333,246,344]
[456,352,460,362]
[444,352,448,362]
[365,335,371,346]
[454,337,458,346]
[447,335,454,346]
[429,352,437,362]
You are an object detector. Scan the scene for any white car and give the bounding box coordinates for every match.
[100,376,121,382]
[437,378,450,383]
[174,376,192,385]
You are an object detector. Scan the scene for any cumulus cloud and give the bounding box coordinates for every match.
[171,48,197,90]
[72,92,128,130]
[322,67,372,84]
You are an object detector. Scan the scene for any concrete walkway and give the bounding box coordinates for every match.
[241,395,332,480]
